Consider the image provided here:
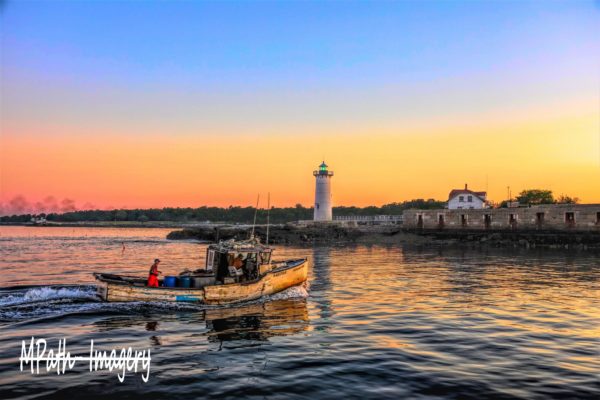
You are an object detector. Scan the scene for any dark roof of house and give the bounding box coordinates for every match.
[448,189,487,201]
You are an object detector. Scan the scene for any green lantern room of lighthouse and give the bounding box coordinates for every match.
[314,161,333,177]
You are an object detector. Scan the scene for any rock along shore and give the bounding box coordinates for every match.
[166,224,427,246]
[167,224,600,250]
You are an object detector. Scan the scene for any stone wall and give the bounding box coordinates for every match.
[403,204,600,231]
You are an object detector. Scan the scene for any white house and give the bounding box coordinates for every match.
[447,184,488,209]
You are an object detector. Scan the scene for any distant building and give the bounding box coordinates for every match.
[313,161,333,221]
[447,184,488,209]
[30,215,47,225]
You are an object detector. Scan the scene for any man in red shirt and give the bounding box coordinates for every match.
[147,259,161,287]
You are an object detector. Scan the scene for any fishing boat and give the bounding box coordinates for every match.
[94,237,308,305]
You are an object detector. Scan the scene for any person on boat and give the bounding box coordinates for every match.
[147,259,162,287]
[244,253,258,280]
[232,254,244,269]
[228,254,245,281]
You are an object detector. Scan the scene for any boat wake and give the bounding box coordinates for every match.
[0,285,98,307]
[267,282,309,301]
[0,283,309,324]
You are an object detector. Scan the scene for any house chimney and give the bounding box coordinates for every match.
[464,183,468,190]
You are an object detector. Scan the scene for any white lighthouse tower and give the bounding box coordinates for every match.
[313,161,333,221]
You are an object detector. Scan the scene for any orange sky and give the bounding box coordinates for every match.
[1,106,598,212]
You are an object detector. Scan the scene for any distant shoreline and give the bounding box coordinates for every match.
[0,222,196,229]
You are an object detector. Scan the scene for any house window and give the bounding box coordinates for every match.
[467,195,473,202]
[459,196,464,202]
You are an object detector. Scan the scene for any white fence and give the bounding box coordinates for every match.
[334,215,403,224]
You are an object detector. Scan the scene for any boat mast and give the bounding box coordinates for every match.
[266,192,271,245]
[250,193,260,239]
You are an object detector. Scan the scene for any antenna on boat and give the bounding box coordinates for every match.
[266,192,271,245]
[250,193,260,239]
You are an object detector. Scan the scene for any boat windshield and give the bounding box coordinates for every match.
[225,251,271,265]
[209,239,273,282]
[259,251,271,264]
[206,249,218,272]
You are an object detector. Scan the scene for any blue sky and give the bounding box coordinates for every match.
[3,1,598,137]
[3,1,598,87]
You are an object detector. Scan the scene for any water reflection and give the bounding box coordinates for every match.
[90,298,309,346]
[205,299,309,343]
[145,321,162,346]
[1,227,599,399]
[310,247,334,332]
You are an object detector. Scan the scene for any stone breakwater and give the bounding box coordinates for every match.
[167,224,600,250]
[167,224,369,244]
[166,224,424,245]
[404,229,600,250]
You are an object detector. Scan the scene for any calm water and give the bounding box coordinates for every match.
[0,226,598,399]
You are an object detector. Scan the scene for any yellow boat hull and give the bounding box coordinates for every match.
[95,259,308,305]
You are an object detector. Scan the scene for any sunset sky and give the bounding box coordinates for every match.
[1,1,599,214]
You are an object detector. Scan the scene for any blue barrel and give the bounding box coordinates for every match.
[179,276,191,288]
[163,276,178,287]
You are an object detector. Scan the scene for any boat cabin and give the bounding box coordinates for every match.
[205,238,273,283]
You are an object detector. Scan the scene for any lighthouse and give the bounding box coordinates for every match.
[313,161,333,221]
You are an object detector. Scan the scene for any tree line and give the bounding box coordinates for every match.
[0,190,581,224]
[498,189,579,208]
[0,199,446,224]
